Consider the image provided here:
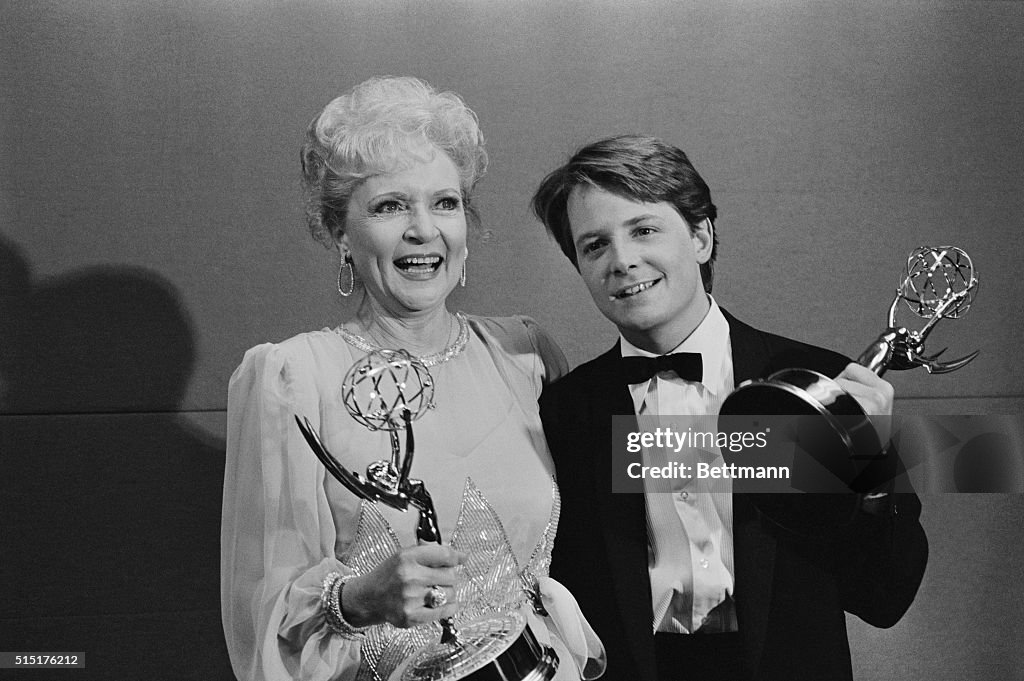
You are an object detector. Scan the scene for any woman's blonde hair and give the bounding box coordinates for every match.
[300,76,488,246]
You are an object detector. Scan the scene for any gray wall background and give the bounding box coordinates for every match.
[2,2,1022,679]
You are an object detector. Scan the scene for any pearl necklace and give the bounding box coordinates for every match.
[333,312,470,367]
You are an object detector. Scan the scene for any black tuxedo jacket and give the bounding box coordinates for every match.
[540,310,928,681]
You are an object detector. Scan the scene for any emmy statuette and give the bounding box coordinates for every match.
[719,246,979,518]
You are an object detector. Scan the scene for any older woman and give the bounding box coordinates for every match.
[221,77,604,681]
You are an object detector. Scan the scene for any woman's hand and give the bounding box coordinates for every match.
[340,544,466,628]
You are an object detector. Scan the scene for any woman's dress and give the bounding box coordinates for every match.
[221,315,604,681]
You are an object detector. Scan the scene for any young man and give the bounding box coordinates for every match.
[533,135,927,681]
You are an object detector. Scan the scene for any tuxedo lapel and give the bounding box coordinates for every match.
[722,308,777,674]
[589,345,660,681]
[722,308,773,385]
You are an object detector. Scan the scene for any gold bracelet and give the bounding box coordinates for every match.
[321,572,369,639]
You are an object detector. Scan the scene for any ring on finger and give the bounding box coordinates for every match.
[424,585,448,609]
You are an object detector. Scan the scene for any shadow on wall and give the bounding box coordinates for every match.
[0,236,234,681]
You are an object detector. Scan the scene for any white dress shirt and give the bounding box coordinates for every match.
[620,296,738,634]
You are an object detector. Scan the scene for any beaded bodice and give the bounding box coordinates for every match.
[342,478,560,681]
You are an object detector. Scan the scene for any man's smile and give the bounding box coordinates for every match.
[610,278,661,300]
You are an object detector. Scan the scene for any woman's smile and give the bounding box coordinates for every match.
[393,253,445,279]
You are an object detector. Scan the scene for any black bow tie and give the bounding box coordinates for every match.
[619,352,703,385]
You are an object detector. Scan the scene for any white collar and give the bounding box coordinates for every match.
[619,296,732,399]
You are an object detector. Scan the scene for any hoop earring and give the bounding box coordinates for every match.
[337,255,355,297]
[460,250,468,288]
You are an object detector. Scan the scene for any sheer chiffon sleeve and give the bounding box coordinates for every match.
[504,317,606,679]
[221,341,361,681]
[521,316,569,388]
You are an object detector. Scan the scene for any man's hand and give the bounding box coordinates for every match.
[835,362,894,445]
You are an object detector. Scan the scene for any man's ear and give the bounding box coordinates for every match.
[692,218,714,264]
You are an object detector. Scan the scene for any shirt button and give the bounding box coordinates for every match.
[678,491,689,500]
[699,558,709,568]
